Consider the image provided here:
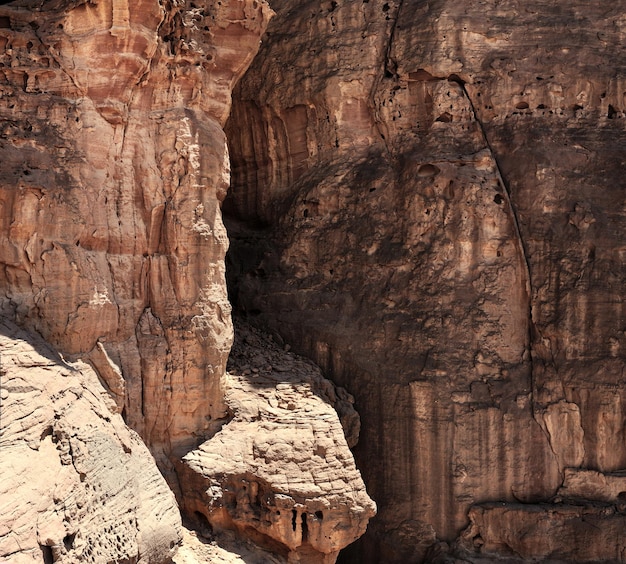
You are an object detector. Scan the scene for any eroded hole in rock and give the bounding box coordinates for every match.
[63,533,76,551]
[40,545,53,564]
[40,425,53,441]
[409,68,435,81]
[417,163,440,177]
[291,509,297,532]
[301,513,308,542]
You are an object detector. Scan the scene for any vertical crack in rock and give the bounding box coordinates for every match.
[370,0,404,152]
[458,81,542,427]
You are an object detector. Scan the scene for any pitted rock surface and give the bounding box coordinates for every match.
[0,319,181,564]
[180,321,376,563]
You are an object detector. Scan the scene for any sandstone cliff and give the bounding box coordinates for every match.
[0,0,273,476]
[0,318,181,563]
[225,0,626,561]
[0,1,376,563]
[2,0,625,562]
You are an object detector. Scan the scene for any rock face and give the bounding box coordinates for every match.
[0,318,181,564]
[0,2,376,563]
[225,0,626,561]
[460,502,626,562]
[180,321,376,563]
[0,0,272,475]
[3,0,624,562]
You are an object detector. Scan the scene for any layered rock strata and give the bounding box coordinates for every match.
[0,0,272,476]
[180,321,376,563]
[0,318,181,564]
[460,502,626,561]
[225,0,626,561]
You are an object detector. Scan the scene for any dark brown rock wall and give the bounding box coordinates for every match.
[225,0,626,561]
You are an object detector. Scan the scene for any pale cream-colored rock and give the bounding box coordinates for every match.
[0,0,272,478]
[0,318,181,564]
[173,526,286,564]
[180,322,376,563]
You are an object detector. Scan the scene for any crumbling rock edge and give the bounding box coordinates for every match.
[179,320,376,564]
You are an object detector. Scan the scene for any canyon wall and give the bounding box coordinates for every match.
[2,0,625,562]
[1,1,376,562]
[0,0,273,475]
[225,0,626,561]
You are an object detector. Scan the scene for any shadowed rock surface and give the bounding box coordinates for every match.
[0,1,376,562]
[225,0,626,561]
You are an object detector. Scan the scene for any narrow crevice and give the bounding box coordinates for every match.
[458,81,538,419]
[40,544,53,564]
[380,0,404,80]
[369,0,404,153]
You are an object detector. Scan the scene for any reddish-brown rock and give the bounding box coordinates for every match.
[0,2,378,562]
[459,502,626,562]
[225,0,626,561]
[0,0,272,475]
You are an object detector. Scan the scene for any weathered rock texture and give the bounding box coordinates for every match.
[1,2,378,562]
[0,318,181,564]
[173,526,286,564]
[460,502,626,562]
[180,321,376,563]
[225,0,626,561]
[0,0,272,476]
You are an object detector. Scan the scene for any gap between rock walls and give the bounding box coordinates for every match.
[1,0,625,563]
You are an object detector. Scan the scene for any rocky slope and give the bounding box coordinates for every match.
[0,318,181,564]
[225,0,626,561]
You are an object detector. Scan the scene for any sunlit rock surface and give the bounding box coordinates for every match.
[180,321,376,564]
[0,318,181,564]
[0,0,271,475]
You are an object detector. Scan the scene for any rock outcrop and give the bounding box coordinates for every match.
[0,0,272,476]
[1,2,376,562]
[0,318,181,564]
[225,0,626,561]
[180,321,376,563]
[3,0,624,561]
[460,502,626,562]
